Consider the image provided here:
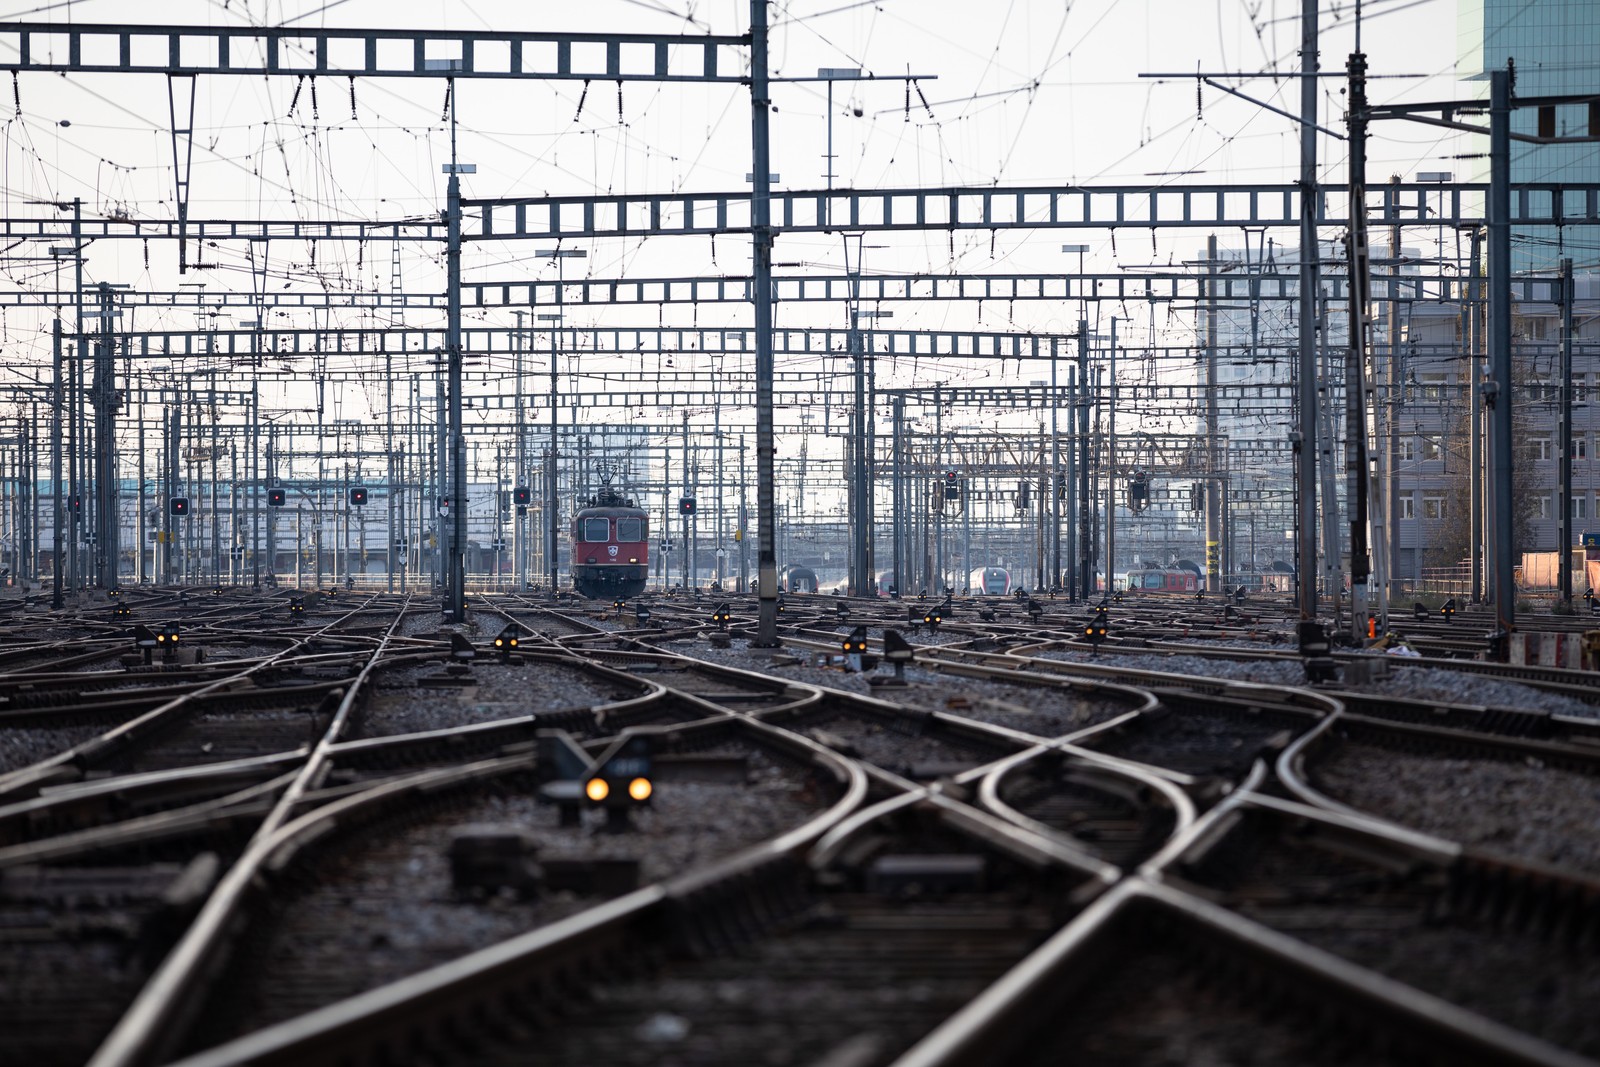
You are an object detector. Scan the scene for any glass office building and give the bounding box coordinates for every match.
[1458,0,1600,272]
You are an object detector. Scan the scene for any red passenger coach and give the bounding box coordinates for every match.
[571,487,649,599]
[1124,568,1199,593]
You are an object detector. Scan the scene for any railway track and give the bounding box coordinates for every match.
[0,588,1597,1066]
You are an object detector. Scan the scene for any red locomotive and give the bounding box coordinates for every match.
[571,486,649,599]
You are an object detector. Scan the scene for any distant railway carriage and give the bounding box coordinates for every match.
[570,487,649,599]
[1124,568,1199,593]
[782,565,819,593]
[968,566,1012,596]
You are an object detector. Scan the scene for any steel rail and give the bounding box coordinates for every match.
[87,596,413,1067]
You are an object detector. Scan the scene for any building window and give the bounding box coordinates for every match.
[1534,495,1550,519]
[1573,436,1588,461]
[1531,436,1552,461]
[1523,379,1556,403]
[1575,496,1590,521]
[1418,373,1448,401]
[1398,493,1415,520]
[1422,495,1446,520]
[1421,438,1441,462]
[1398,437,1417,464]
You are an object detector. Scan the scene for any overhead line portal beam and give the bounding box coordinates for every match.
[0,23,746,81]
[7,182,1600,242]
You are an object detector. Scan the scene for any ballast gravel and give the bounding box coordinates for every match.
[680,639,1135,736]
[1311,740,1600,875]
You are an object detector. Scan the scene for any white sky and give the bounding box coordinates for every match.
[0,0,1474,485]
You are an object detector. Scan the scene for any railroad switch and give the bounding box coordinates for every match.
[868,628,914,687]
[1298,621,1340,684]
[536,730,595,827]
[867,854,987,896]
[131,625,160,665]
[419,632,478,686]
[449,825,543,900]
[978,604,997,622]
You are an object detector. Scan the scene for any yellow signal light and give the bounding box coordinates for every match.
[585,778,610,802]
[628,777,653,801]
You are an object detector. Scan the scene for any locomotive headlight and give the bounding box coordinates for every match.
[628,777,653,801]
[629,557,638,564]
[585,778,610,802]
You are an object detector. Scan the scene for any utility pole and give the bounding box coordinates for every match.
[1469,227,1485,602]
[751,0,780,644]
[1107,317,1119,595]
[1558,256,1574,603]
[537,248,585,595]
[739,435,749,591]
[1204,236,1222,593]
[1077,320,1093,598]
[1344,50,1374,642]
[892,395,904,596]
[512,309,526,590]
[1487,67,1514,644]
[682,411,692,588]
[90,283,121,590]
[51,320,64,608]
[1383,173,1406,628]
[1295,0,1321,639]
[442,90,470,621]
[1050,336,1062,592]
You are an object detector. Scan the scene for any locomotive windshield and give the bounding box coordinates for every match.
[615,517,645,542]
[580,517,610,543]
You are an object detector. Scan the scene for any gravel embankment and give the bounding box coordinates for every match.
[359,659,638,737]
[681,640,1135,736]
[196,744,825,1042]
[1311,741,1600,875]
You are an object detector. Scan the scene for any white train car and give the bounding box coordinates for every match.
[969,566,1012,595]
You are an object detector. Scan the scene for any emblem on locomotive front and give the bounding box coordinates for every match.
[608,546,618,557]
